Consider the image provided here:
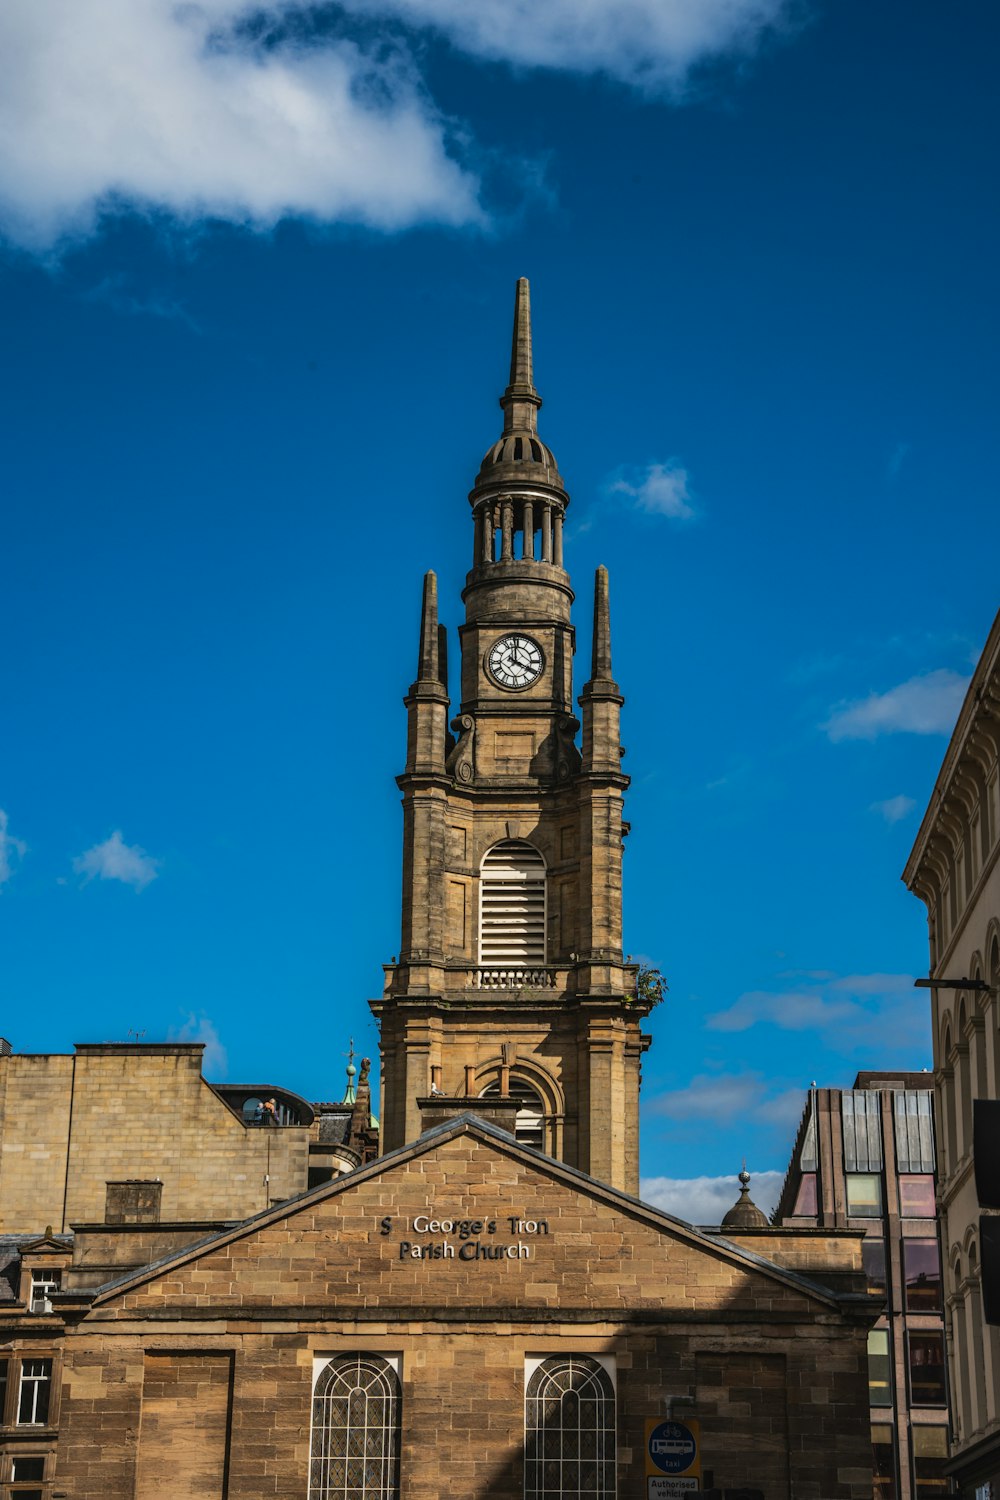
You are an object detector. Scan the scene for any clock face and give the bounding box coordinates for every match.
[487,634,544,690]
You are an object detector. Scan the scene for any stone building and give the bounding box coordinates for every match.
[775,1074,948,1500]
[0,280,880,1500]
[0,1039,375,1233]
[904,607,1000,1500]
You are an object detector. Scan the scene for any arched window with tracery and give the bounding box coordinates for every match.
[525,1355,616,1500]
[480,1076,546,1149]
[480,840,546,969]
[309,1355,401,1500]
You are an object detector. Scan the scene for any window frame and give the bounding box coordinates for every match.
[846,1172,884,1219]
[524,1354,617,1500]
[862,1238,888,1298]
[867,1328,893,1408]
[898,1175,936,1218]
[28,1270,62,1316]
[479,840,547,970]
[308,1352,401,1500]
[871,1421,897,1500]
[902,1237,943,1312]
[906,1332,948,1409]
[911,1424,948,1500]
[17,1359,54,1427]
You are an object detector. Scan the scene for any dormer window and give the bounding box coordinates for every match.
[29,1269,61,1315]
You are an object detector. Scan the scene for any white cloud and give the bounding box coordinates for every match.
[0,0,482,249]
[640,1169,784,1225]
[340,0,794,93]
[609,461,696,520]
[649,1071,806,1130]
[72,830,160,891]
[823,669,969,742]
[706,972,928,1055]
[170,1013,228,1077]
[870,794,917,824]
[0,809,27,890]
[0,0,794,250]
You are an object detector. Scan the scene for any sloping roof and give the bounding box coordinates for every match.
[83,1113,864,1313]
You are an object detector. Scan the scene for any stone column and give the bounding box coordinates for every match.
[482,506,494,564]
[540,503,552,562]
[523,498,534,559]
[553,509,564,567]
[501,498,514,561]
[473,509,484,568]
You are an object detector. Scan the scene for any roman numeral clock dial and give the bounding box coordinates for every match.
[486,633,543,691]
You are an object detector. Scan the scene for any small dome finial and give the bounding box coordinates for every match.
[721,1161,769,1230]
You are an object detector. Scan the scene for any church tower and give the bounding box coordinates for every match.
[371,279,652,1194]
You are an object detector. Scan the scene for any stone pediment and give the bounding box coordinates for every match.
[85,1114,856,1321]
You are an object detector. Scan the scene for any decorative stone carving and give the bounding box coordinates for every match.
[446,714,476,783]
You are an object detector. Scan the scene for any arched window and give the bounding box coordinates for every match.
[480,841,546,967]
[310,1356,401,1500]
[480,1077,546,1149]
[525,1356,615,1500]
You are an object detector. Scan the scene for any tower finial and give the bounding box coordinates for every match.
[417,570,440,683]
[509,276,533,388]
[501,277,541,437]
[592,565,613,681]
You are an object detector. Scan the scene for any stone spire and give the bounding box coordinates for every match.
[416,570,440,685]
[501,277,541,436]
[590,565,615,685]
[404,569,449,774]
[580,566,624,774]
[470,277,566,512]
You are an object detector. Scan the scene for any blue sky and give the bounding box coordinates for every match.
[1,0,997,1222]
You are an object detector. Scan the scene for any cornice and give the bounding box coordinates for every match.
[904,607,1000,895]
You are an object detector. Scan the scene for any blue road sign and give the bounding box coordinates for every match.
[647,1421,698,1476]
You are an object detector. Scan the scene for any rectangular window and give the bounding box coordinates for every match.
[898,1175,936,1217]
[912,1425,948,1500]
[793,1173,817,1216]
[12,1456,45,1480]
[29,1268,61,1314]
[908,1333,947,1407]
[863,1238,887,1297]
[17,1360,52,1425]
[0,1356,8,1422]
[847,1173,883,1218]
[903,1239,943,1311]
[868,1329,892,1407]
[872,1422,897,1500]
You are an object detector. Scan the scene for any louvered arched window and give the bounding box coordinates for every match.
[480,840,546,967]
[309,1355,401,1500]
[525,1356,616,1499]
[480,1077,545,1148]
